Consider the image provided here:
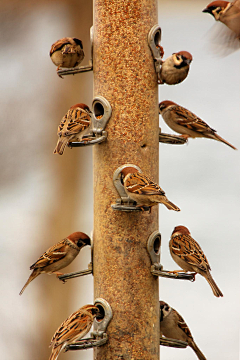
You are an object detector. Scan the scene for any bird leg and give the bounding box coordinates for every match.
[56,66,63,79]
[52,271,64,278]
[179,134,190,140]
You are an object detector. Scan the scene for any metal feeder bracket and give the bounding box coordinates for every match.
[148,25,163,76]
[58,235,93,282]
[147,232,195,282]
[65,298,112,351]
[69,95,112,147]
[57,26,94,77]
[58,262,92,282]
[111,164,150,212]
[159,128,188,145]
[160,336,188,349]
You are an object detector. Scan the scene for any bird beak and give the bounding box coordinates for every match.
[202,8,211,13]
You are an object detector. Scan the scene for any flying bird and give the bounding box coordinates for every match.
[121,167,180,212]
[159,100,237,149]
[159,51,193,85]
[54,103,91,155]
[19,232,91,295]
[169,226,223,297]
[203,1,240,53]
[160,301,207,360]
[50,37,84,77]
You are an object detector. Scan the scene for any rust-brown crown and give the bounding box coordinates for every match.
[120,166,139,178]
[70,103,91,112]
[203,1,229,14]
[159,100,177,112]
[172,225,191,236]
[68,232,91,247]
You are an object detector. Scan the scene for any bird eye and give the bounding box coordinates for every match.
[77,240,83,247]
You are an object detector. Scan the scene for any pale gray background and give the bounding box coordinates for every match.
[0,1,239,360]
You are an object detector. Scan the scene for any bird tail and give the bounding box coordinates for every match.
[205,272,223,297]
[212,133,237,150]
[162,199,181,212]
[53,138,70,155]
[189,340,207,360]
[19,270,39,295]
[49,346,62,360]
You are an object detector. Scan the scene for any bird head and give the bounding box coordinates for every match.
[68,232,91,248]
[70,103,92,114]
[159,100,176,114]
[202,1,229,20]
[120,166,138,181]
[172,225,191,236]
[172,51,193,68]
[159,301,171,321]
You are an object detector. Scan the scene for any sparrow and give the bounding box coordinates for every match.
[50,37,84,77]
[120,167,180,211]
[49,304,100,360]
[159,51,193,85]
[54,103,91,155]
[159,100,237,149]
[169,226,223,297]
[160,301,207,360]
[203,1,240,39]
[19,232,91,295]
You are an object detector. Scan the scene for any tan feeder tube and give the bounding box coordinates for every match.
[93,0,159,359]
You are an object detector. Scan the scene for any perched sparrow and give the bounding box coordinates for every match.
[159,100,237,149]
[50,37,84,77]
[121,167,180,211]
[54,103,91,155]
[169,226,223,297]
[19,232,91,295]
[159,51,192,85]
[49,304,100,360]
[160,301,207,360]
[203,1,240,38]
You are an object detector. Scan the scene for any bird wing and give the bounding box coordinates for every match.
[50,38,75,55]
[30,240,69,270]
[173,309,193,340]
[50,309,93,348]
[61,108,90,136]
[222,1,240,36]
[171,234,211,272]
[125,173,165,196]
[174,106,216,134]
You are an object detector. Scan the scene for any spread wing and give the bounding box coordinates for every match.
[171,234,211,272]
[30,240,69,270]
[125,173,165,196]
[222,1,240,36]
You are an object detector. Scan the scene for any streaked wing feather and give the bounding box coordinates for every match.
[64,108,90,135]
[171,235,211,271]
[51,310,93,348]
[126,173,165,195]
[50,38,73,54]
[30,241,68,269]
[174,107,216,133]
[174,310,193,340]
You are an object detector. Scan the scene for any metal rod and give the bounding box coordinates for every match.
[57,61,93,77]
[93,0,159,358]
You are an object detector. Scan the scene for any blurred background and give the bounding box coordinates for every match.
[0,1,239,359]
